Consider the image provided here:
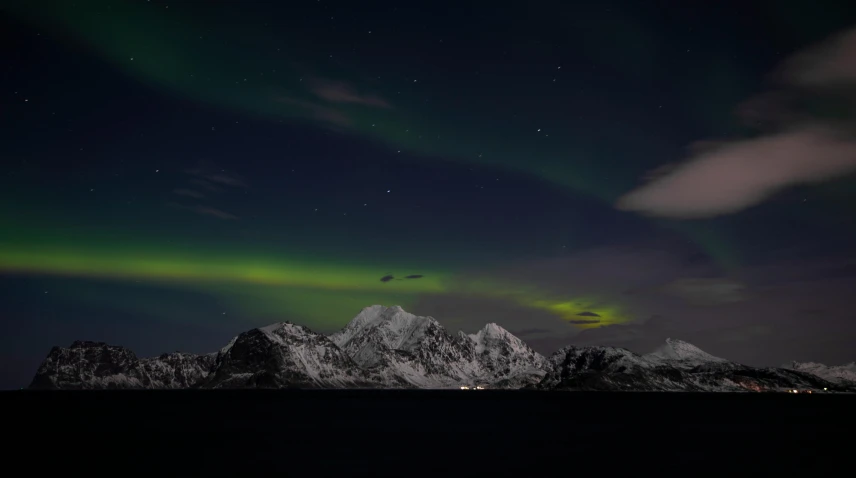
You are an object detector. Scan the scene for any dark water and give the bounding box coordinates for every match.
[8,390,852,475]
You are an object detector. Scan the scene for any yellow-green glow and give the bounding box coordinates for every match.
[0,247,446,294]
[529,300,629,329]
[0,243,634,330]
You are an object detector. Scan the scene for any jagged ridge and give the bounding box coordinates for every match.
[28,306,856,392]
[783,361,856,385]
[30,341,216,390]
[537,344,845,392]
[329,305,549,388]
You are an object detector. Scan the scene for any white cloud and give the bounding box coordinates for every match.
[616,127,856,218]
[616,25,856,218]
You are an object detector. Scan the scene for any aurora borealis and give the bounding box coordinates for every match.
[3,0,856,388]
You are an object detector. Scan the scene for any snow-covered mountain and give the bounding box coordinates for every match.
[30,340,216,390]
[329,305,548,388]
[31,306,548,390]
[203,322,383,389]
[28,306,855,392]
[537,341,842,392]
[782,361,856,386]
[465,321,550,387]
[644,338,728,368]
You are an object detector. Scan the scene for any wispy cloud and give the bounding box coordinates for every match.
[185,205,238,220]
[278,97,352,127]
[616,25,856,218]
[186,163,247,188]
[188,179,222,192]
[309,78,392,108]
[170,161,245,220]
[276,77,391,128]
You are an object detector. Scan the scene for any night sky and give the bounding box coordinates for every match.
[3,0,856,388]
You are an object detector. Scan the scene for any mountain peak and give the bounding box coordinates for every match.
[333,306,433,340]
[330,305,439,353]
[351,305,418,325]
[645,338,728,365]
[479,322,508,336]
[253,323,321,350]
[466,323,548,377]
[468,323,518,352]
[258,321,300,334]
[69,340,110,349]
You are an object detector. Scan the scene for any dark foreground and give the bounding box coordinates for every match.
[7,390,853,475]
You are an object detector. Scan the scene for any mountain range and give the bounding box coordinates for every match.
[29,305,856,392]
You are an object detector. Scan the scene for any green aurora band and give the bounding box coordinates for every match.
[0,241,629,330]
[3,1,740,330]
